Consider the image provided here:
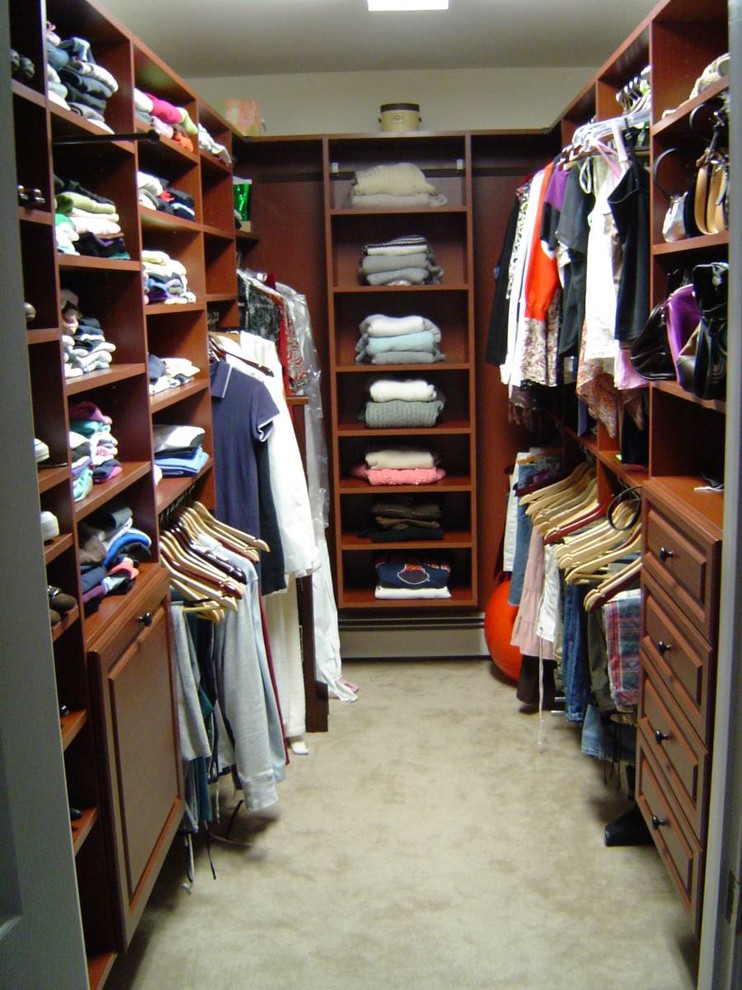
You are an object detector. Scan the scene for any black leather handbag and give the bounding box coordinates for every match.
[629,301,676,380]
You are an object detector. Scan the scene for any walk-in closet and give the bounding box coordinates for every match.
[1,1,739,988]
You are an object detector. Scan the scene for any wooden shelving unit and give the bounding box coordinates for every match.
[10,0,241,981]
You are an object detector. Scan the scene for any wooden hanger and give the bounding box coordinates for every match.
[583,556,642,612]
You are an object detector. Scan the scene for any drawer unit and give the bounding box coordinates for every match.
[641,571,716,742]
[638,656,711,839]
[643,493,721,644]
[636,744,704,935]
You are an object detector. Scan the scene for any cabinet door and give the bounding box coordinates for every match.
[91,598,183,947]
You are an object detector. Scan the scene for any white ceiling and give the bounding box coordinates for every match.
[101,0,659,78]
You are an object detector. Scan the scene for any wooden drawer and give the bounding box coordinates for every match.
[638,656,711,840]
[641,571,716,742]
[88,566,171,670]
[643,497,720,644]
[636,743,704,935]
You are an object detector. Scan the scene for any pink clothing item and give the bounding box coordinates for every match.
[510,526,555,660]
[350,464,446,486]
[145,93,183,125]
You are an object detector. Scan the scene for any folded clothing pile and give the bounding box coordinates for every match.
[69,400,122,493]
[46,25,118,132]
[361,491,444,543]
[356,313,445,365]
[198,123,232,166]
[374,553,452,600]
[153,424,208,477]
[54,176,129,258]
[359,377,444,428]
[78,499,151,615]
[347,162,447,209]
[358,235,443,287]
[148,354,201,395]
[138,170,196,222]
[135,89,198,154]
[61,289,116,378]
[350,447,445,486]
[143,249,196,305]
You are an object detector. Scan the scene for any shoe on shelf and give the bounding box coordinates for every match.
[48,585,76,614]
[40,510,59,542]
[50,608,61,627]
[34,437,50,463]
[25,301,36,323]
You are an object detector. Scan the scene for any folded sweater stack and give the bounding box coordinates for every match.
[143,249,196,305]
[350,447,446,486]
[138,170,196,222]
[61,289,116,378]
[46,26,118,132]
[356,313,446,365]
[78,499,150,615]
[358,235,443,286]
[374,553,452,600]
[135,88,198,153]
[148,354,201,396]
[346,162,448,209]
[69,400,121,497]
[359,377,444,428]
[361,491,444,543]
[54,177,129,258]
[152,424,208,477]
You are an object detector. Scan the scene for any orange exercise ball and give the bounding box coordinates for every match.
[484,576,522,683]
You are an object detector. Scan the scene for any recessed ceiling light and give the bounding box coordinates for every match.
[368,1,450,11]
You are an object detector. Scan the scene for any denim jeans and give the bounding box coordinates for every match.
[561,582,590,723]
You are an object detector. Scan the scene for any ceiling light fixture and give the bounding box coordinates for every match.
[368,1,450,11]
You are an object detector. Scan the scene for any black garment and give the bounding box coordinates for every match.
[485,195,521,366]
[516,655,557,709]
[608,154,650,343]
[556,166,594,357]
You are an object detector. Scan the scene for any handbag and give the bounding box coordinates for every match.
[691,99,729,236]
[665,282,701,364]
[691,262,728,400]
[652,147,699,241]
[629,301,676,380]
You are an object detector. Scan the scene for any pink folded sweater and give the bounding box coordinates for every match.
[350,464,446,486]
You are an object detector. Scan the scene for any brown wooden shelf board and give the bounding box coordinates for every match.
[60,709,88,750]
[341,530,473,550]
[155,458,213,515]
[87,952,118,990]
[65,363,147,395]
[58,256,141,272]
[73,462,151,522]
[150,380,208,412]
[38,464,71,493]
[71,807,99,855]
[44,532,74,565]
[52,605,81,642]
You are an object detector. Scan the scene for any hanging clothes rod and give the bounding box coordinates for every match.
[53,128,161,146]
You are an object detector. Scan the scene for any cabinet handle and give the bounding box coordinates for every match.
[656,639,672,656]
[658,546,674,562]
[654,728,671,744]
[137,611,153,626]
[651,814,668,830]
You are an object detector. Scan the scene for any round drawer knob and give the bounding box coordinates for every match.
[137,611,153,626]
[654,728,671,744]
[656,640,672,656]
[659,546,674,562]
[651,814,668,830]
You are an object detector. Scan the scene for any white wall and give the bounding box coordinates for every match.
[187,66,594,136]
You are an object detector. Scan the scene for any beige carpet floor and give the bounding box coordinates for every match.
[107,659,699,990]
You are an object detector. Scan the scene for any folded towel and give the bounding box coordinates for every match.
[360,349,446,365]
[368,379,438,403]
[362,398,444,429]
[365,448,439,469]
[350,464,446,485]
[352,163,437,198]
[359,329,441,355]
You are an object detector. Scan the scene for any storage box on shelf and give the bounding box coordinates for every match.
[324,133,477,610]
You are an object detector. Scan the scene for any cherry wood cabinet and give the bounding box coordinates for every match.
[10,0,239,982]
